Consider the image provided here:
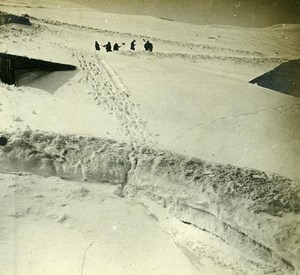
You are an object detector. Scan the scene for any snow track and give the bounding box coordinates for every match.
[77,53,155,148]
[51,42,155,149]
[186,103,300,130]
[118,50,288,66]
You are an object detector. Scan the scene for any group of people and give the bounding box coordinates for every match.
[95,39,153,52]
[95,41,124,52]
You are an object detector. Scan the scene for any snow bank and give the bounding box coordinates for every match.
[0,130,299,273]
[124,148,300,273]
[0,130,132,185]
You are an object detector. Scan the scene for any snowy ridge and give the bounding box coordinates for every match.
[118,50,288,66]
[0,130,299,274]
[28,16,288,60]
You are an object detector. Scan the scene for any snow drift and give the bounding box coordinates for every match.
[0,130,299,273]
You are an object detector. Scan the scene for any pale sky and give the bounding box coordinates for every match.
[63,0,300,27]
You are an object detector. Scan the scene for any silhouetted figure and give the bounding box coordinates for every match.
[130,40,136,51]
[148,42,153,52]
[143,40,153,52]
[95,41,100,51]
[103,42,112,52]
[113,43,125,51]
[0,136,8,146]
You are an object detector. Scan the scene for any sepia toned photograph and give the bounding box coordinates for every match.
[0,0,299,274]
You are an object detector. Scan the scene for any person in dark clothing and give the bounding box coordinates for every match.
[130,40,136,51]
[95,41,100,51]
[113,43,125,51]
[144,40,149,51]
[103,42,112,52]
[0,136,8,146]
[143,40,153,52]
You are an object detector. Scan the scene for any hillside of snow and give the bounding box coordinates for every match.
[0,0,300,274]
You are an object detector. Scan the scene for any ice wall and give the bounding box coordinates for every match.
[0,130,132,185]
[1,130,299,273]
[124,148,300,273]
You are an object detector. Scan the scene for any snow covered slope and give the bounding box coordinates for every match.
[0,0,300,274]
[0,1,299,180]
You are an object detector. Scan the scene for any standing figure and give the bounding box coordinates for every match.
[130,40,136,51]
[144,40,153,52]
[103,42,112,52]
[113,43,125,51]
[148,42,153,52]
[95,41,100,51]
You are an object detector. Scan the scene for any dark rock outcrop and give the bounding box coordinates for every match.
[250,59,300,98]
[0,12,31,26]
[0,52,76,85]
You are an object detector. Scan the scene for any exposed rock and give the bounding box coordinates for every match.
[0,12,31,26]
[250,59,300,97]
